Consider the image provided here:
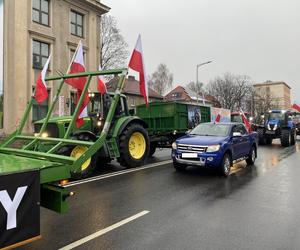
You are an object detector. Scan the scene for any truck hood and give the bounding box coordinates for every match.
[176,135,228,146]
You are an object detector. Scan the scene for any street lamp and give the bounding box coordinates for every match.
[196,60,212,85]
[196,61,213,104]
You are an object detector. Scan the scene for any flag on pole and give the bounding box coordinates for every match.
[215,113,221,122]
[128,34,149,106]
[65,41,89,128]
[97,66,107,94]
[240,109,252,132]
[35,54,51,103]
[292,103,300,112]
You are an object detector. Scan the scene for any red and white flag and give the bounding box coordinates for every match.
[35,54,51,103]
[97,66,107,94]
[215,113,221,122]
[240,109,252,132]
[292,103,300,112]
[65,41,89,128]
[128,34,149,106]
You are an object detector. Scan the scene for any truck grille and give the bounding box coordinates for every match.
[177,144,207,153]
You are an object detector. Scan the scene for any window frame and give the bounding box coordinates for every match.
[32,40,50,70]
[70,10,84,38]
[32,0,50,27]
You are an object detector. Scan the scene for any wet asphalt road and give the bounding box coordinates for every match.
[23,139,300,250]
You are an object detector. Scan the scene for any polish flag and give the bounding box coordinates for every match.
[241,109,252,132]
[65,41,89,128]
[35,54,51,103]
[97,66,107,94]
[215,113,221,122]
[292,103,300,112]
[128,35,148,106]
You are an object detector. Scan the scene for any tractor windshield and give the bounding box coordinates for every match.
[268,112,284,121]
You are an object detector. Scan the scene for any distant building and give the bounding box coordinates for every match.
[253,81,291,112]
[0,0,110,134]
[107,76,163,108]
[164,85,220,107]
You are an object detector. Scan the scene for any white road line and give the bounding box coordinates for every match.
[64,160,172,187]
[58,210,150,250]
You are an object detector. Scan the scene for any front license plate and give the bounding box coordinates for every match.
[266,130,275,134]
[182,153,198,158]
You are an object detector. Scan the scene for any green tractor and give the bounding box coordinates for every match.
[34,91,150,179]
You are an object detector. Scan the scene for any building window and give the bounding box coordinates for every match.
[32,89,49,122]
[71,10,84,37]
[33,40,50,69]
[32,0,49,26]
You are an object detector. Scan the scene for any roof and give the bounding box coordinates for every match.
[107,76,163,99]
[253,81,291,89]
[165,85,220,105]
[83,0,110,13]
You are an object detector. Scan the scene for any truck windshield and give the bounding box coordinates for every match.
[190,123,230,137]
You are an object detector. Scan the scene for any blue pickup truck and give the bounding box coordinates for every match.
[171,122,258,176]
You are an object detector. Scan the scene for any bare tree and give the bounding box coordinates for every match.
[253,88,273,116]
[100,15,128,70]
[207,72,253,111]
[149,63,173,95]
[187,81,204,97]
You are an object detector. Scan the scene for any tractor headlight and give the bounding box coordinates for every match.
[206,144,220,152]
[172,142,177,150]
[34,132,48,138]
[267,124,271,130]
[273,124,277,130]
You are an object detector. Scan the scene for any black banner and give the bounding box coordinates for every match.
[0,170,40,249]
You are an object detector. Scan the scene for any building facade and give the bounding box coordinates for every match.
[107,75,164,108]
[165,85,220,107]
[253,81,291,113]
[0,0,109,134]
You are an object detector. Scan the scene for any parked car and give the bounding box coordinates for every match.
[172,122,258,176]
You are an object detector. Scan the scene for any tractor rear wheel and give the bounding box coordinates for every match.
[257,129,265,145]
[281,129,291,147]
[117,123,150,168]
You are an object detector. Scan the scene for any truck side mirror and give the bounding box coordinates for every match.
[233,132,242,137]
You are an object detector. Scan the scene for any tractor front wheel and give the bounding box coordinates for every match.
[281,129,291,147]
[118,124,150,168]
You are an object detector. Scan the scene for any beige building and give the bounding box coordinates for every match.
[0,0,109,134]
[253,81,291,114]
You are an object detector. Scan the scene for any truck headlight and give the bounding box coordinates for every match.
[206,145,220,152]
[34,132,48,138]
[172,142,177,150]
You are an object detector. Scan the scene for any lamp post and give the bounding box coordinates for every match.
[196,61,213,104]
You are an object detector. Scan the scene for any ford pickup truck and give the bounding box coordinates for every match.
[171,122,258,176]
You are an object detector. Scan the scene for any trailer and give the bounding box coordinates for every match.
[136,102,211,156]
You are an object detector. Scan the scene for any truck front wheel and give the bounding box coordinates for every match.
[219,153,232,177]
[118,124,150,168]
[246,146,256,165]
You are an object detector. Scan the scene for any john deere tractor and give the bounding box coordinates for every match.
[257,110,297,147]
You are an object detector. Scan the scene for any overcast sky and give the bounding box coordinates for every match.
[104,0,300,101]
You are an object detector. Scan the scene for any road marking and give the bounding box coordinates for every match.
[65,160,172,187]
[59,210,150,250]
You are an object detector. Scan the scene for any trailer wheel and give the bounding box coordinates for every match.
[149,142,157,157]
[281,129,291,147]
[257,129,265,145]
[118,123,150,168]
